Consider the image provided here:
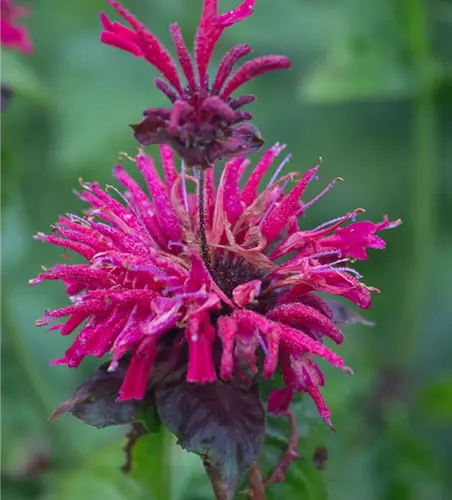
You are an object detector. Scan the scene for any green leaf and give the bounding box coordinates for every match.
[155,379,266,498]
[1,52,54,108]
[300,39,415,104]
[139,404,162,434]
[258,383,328,500]
[43,440,147,500]
[129,430,173,500]
[0,149,17,214]
[417,373,452,421]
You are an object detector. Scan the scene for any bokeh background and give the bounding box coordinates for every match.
[2,0,452,499]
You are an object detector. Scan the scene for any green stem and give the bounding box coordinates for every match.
[395,0,438,365]
[397,89,437,360]
[2,295,80,461]
[2,295,54,417]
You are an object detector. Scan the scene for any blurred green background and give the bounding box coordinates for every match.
[2,0,452,499]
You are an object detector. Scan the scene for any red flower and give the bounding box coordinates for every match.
[1,0,33,53]
[100,0,291,167]
[33,145,400,425]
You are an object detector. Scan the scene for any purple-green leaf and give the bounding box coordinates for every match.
[49,361,146,429]
[155,379,266,498]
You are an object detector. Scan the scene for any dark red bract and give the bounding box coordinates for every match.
[100,0,291,167]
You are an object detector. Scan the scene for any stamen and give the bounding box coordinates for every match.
[341,366,354,376]
[105,184,137,215]
[311,209,363,233]
[122,192,159,248]
[88,208,106,218]
[316,266,363,280]
[313,258,349,270]
[266,153,292,188]
[255,329,268,354]
[258,179,290,228]
[332,267,363,279]
[173,292,209,301]
[309,250,342,260]
[312,215,347,232]
[78,178,94,191]
[127,264,177,282]
[67,213,91,226]
[303,177,343,210]
[105,183,158,246]
[168,241,186,251]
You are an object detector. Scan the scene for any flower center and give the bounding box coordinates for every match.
[212,257,264,299]
[211,255,277,316]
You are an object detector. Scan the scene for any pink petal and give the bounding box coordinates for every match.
[169,23,196,90]
[104,1,183,94]
[277,323,344,368]
[241,144,285,207]
[220,55,292,99]
[262,167,318,244]
[306,386,332,426]
[186,313,217,383]
[268,302,344,344]
[375,215,402,231]
[136,152,182,242]
[268,387,294,415]
[159,145,179,196]
[212,43,252,92]
[232,280,262,308]
[217,316,237,380]
[223,157,246,226]
[118,340,158,400]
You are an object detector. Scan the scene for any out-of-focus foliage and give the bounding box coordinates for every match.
[1,0,452,499]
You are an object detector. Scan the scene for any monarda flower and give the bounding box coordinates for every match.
[100,0,291,167]
[33,145,400,428]
[1,0,33,54]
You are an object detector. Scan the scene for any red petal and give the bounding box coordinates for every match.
[220,55,291,99]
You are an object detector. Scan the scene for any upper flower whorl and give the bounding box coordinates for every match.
[100,0,291,167]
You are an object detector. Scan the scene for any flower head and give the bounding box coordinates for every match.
[1,0,33,53]
[100,0,291,167]
[33,145,400,424]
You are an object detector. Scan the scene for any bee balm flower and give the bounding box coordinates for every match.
[100,0,291,167]
[32,145,400,424]
[1,0,33,53]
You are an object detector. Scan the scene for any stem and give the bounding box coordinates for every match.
[2,295,80,461]
[264,411,299,486]
[197,168,213,273]
[394,0,438,366]
[2,296,54,418]
[369,3,438,495]
[122,422,148,473]
[203,458,234,500]
[247,463,266,500]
